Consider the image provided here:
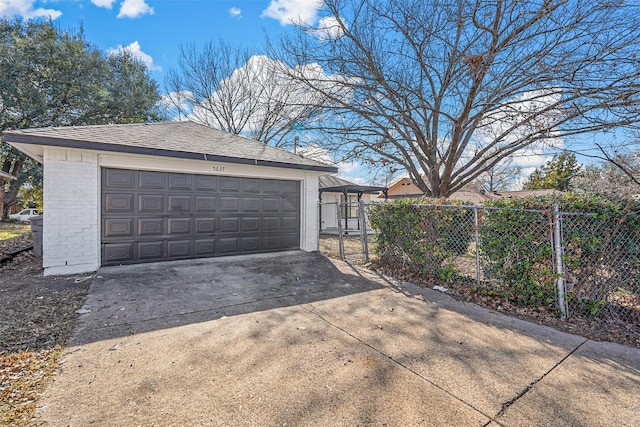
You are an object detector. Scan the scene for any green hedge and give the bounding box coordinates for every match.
[481,194,640,311]
[368,199,474,282]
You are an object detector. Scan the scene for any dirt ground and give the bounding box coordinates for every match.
[0,235,90,354]
[0,232,90,426]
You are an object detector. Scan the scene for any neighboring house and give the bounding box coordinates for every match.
[379,176,562,203]
[4,121,337,275]
[318,175,387,232]
[383,176,424,199]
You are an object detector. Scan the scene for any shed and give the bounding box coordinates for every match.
[4,121,337,275]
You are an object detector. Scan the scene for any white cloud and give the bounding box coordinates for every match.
[311,16,345,41]
[478,88,565,149]
[91,0,116,8]
[0,0,62,19]
[297,144,333,164]
[229,7,241,17]
[187,55,348,139]
[158,91,193,119]
[261,0,320,26]
[107,41,161,71]
[337,161,360,175]
[117,0,153,19]
[297,145,365,180]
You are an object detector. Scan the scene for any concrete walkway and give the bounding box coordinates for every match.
[37,252,640,426]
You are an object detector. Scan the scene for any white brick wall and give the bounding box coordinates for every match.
[43,148,99,276]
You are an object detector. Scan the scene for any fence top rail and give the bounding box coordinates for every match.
[365,202,476,210]
[362,202,598,217]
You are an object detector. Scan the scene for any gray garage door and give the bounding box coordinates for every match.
[101,168,300,266]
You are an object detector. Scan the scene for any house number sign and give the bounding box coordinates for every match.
[212,165,226,173]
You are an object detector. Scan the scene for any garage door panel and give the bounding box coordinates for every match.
[262,180,280,194]
[138,218,164,236]
[102,168,300,266]
[242,197,261,212]
[138,194,164,212]
[281,199,298,212]
[262,198,281,213]
[194,239,216,256]
[195,175,217,191]
[241,237,260,252]
[105,194,134,212]
[195,196,216,212]
[220,176,241,192]
[219,237,239,254]
[167,240,191,258]
[262,236,280,250]
[220,197,239,212]
[242,217,260,232]
[281,217,298,231]
[104,169,135,189]
[168,218,191,235]
[195,218,215,233]
[243,178,261,193]
[168,173,193,190]
[103,218,133,238]
[220,217,239,232]
[263,217,280,232]
[103,243,134,263]
[280,181,299,196]
[138,241,164,260]
[168,195,191,212]
[282,234,300,249]
[139,171,164,189]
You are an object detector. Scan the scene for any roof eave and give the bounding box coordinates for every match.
[4,133,338,173]
[319,185,388,194]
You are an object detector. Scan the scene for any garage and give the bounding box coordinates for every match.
[102,168,300,265]
[4,121,336,275]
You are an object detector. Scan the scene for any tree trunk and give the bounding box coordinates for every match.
[1,156,25,219]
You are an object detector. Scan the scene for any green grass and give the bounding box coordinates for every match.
[0,222,31,240]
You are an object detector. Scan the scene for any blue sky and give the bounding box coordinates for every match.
[0,1,315,85]
[0,1,622,186]
[1,0,373,182]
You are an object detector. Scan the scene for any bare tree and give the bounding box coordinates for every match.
[573,154,640,198]
[466,156,521,192]
[273,0,640,197]
[165,41,328,148]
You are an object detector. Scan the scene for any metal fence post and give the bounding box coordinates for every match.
[336,200,345,260]
[474,206,481,287]
[553,204,568,319]
[359,199,369,263]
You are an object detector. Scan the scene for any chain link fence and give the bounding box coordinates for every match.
[319,201,374,262]
[561,212,640,325]
[320,200,640,328]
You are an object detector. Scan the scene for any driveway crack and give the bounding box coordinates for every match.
[494,338,589,419]
[302,304,504,426]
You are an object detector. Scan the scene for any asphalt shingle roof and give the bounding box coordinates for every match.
[319,175,356,188]
[3,121,337,173]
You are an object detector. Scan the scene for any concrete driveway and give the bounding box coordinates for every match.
[37,252,640,426]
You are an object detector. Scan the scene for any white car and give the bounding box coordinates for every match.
[10,208,41,222]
